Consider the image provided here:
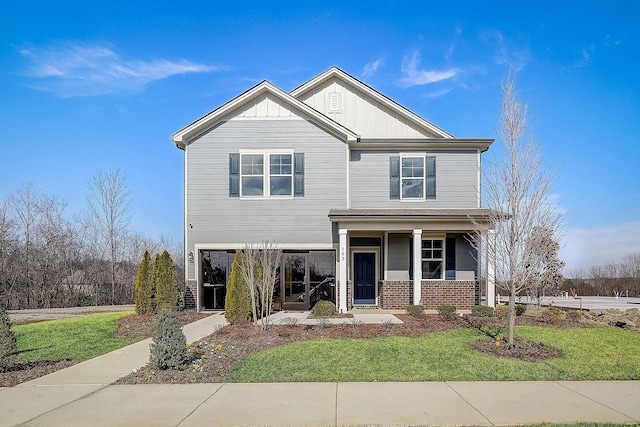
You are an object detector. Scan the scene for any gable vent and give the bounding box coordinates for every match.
[329,92,340,112]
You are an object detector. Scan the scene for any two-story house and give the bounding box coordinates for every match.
[171,67,496,313]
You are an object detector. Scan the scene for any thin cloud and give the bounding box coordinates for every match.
[561,222,640,274]
[574,46,594,68]
[399,50,457,87]
[19,43,222,97]
[362,58,384,78]
[480,30,531,72]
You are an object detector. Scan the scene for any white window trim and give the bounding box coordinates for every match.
[399,152,427,201]
[421,236,445,280]
[239,149,294,199]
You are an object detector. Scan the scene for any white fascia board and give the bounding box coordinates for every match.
[291,66,454,139]
[171,80,358,148]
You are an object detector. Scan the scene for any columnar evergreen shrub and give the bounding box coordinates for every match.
[155,251,178,310]
[0,307,18,371]
[224,251,251,324]
[134,250,154,314]
[149,305,189,370]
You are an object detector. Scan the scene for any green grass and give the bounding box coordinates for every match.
[224,326,640,382]
[13,311,140,361]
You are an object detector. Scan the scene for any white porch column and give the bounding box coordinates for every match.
[487,229,496,308]
[339,229,348,313]
[412,229,422,305]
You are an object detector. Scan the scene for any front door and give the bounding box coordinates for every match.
[354,252,376,305]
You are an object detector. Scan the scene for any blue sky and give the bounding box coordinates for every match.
[1,1,638,274]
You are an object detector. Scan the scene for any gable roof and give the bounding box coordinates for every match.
[290,66,454,139]
[171,80,359,149]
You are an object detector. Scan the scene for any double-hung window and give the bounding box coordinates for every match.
[401,156,425,199]
[421,239,443,279]
[230,151,301,198]
[390,154,436,200]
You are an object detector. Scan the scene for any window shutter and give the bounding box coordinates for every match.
[426,155,436,200]
[294,153,304,197]
[389,156,400,199]
[229,153,239,197]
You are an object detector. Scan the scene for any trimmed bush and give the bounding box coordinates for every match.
[0,307,17,371]
[134,250,154,314]
[437,304,456,317]
[313,301,336,317]
[149,305,189,370]
[515,303,527,316]
[405,304,425,317]
[225,251,251,324]
[471,305,494,317]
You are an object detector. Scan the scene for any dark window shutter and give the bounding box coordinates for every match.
[426,155,436,200]
[294,153,304,197]
[229,153,239,197]
[389,156,400,199]
[445,237,456,280]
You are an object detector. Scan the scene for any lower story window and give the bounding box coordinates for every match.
[422,239,443,279]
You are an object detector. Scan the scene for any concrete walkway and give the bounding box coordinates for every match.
[1,313,639,426]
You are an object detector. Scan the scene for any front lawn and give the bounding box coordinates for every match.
[13,311,139,361]
[224,326,640,382]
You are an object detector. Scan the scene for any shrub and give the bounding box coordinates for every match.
[437,304,456,317]
[134,250,154,314]
[225,251,251,324]
[540,307,567,324]
[313,301,336,317]
[405,304,425,317]
[495,305,508,318]
[567,309,582,322]
[155,251,179,310]
[471,305,494,317]
[515,304,527,316]
[0,307,18,371]
[149,305,189,370]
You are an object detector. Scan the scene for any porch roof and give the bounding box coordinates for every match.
[328,208,496,231]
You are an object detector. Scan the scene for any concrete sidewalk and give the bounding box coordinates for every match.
[1,312,639,426]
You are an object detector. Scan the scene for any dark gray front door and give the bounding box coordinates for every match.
[354,252,376,305]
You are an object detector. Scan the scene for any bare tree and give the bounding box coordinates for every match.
[237,241,282,330]
[525,226,565,314]
[473,72,563,345]
[86,170,131,305]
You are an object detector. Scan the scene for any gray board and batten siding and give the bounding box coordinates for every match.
[349,149,480,209]
[185,118,347,279]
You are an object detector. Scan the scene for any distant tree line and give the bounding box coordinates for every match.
[564,253,640,297]
[0,171,183,310]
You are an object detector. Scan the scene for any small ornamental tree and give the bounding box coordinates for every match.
[155,250,178,310]
[134,250,154,314]
[224,251,251,324]
[0,307,18,371]
[149,304,189,370]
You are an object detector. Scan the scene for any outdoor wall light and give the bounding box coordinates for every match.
[188,251,194,263]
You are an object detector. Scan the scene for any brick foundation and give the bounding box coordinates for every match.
[185,279,197,309]
[379,280,475,310]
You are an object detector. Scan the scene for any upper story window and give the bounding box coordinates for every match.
[390,154,436,201]
[230,152,304,198]
[401,157,425,199]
